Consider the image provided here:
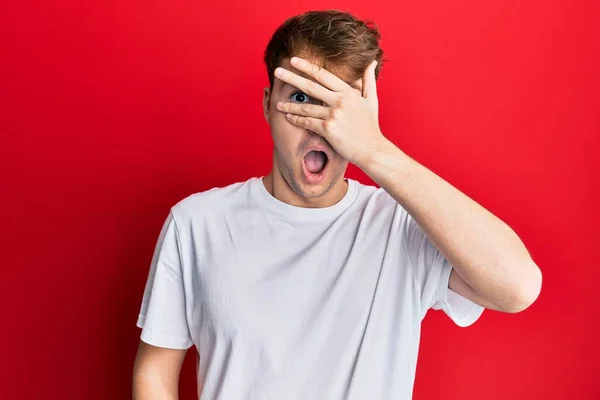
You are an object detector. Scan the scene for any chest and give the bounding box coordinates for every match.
[187,213,397,335]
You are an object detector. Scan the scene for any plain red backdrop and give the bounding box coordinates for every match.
[1,1,599,399]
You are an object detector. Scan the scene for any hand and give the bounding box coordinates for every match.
[274,57,389,168]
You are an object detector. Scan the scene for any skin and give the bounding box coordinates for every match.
[132,341,186,399]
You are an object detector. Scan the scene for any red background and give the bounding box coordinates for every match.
[1,1,599,399]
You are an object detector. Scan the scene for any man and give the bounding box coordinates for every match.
[132,10,542,399]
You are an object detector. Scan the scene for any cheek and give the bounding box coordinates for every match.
[271,125,303,157]
[271,112,304,140]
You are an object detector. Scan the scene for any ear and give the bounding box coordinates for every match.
[263,86,272,123]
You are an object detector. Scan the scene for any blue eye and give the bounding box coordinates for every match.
[289,90,314,104]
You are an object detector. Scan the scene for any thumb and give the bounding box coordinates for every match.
[362,60,379,108]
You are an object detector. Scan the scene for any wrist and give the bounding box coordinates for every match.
[359,136,406,177]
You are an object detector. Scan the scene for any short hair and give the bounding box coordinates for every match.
[264,10,386,89]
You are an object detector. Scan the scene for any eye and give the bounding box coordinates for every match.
[289,90,316,104]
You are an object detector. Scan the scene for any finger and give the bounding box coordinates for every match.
[285,113,326,135]
[362,60,378,107]
[277,101,330,119]
[290,57,350,93]
[275,67,339,106]
[352,78,364,96]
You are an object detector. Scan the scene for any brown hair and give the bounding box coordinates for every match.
[263,10,386,89]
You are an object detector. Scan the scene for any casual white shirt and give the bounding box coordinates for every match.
[137,176,484,399]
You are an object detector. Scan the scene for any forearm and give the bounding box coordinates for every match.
[360,138,542,311]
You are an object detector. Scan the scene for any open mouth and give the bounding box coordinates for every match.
[304,150,328,174]
[302,150,329,184]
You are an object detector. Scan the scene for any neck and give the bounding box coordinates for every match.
[262,169,348,209]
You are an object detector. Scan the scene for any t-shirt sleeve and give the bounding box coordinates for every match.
[136,210,194,349]
[403,209,484,327]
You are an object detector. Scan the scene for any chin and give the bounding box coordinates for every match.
[297,179,331,199]
[296,164,344,200]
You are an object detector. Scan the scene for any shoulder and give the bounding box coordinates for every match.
[169,177,256,223]
[352,179,404,215]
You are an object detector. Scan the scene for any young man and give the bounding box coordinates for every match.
[133,10,542,400]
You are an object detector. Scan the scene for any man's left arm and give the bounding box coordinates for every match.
[359,138,542,313]
[272,56,542,313]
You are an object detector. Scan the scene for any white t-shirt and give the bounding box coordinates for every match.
[136,176,484,399]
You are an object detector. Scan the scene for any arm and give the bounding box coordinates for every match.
[361,138,542,313]
[132,340,188,400]
[269,56,541,313]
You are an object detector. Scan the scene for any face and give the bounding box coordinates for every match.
[262,57,362,201]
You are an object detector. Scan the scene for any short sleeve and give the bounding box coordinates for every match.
[136,210,193,349]
[403,210,484,327]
